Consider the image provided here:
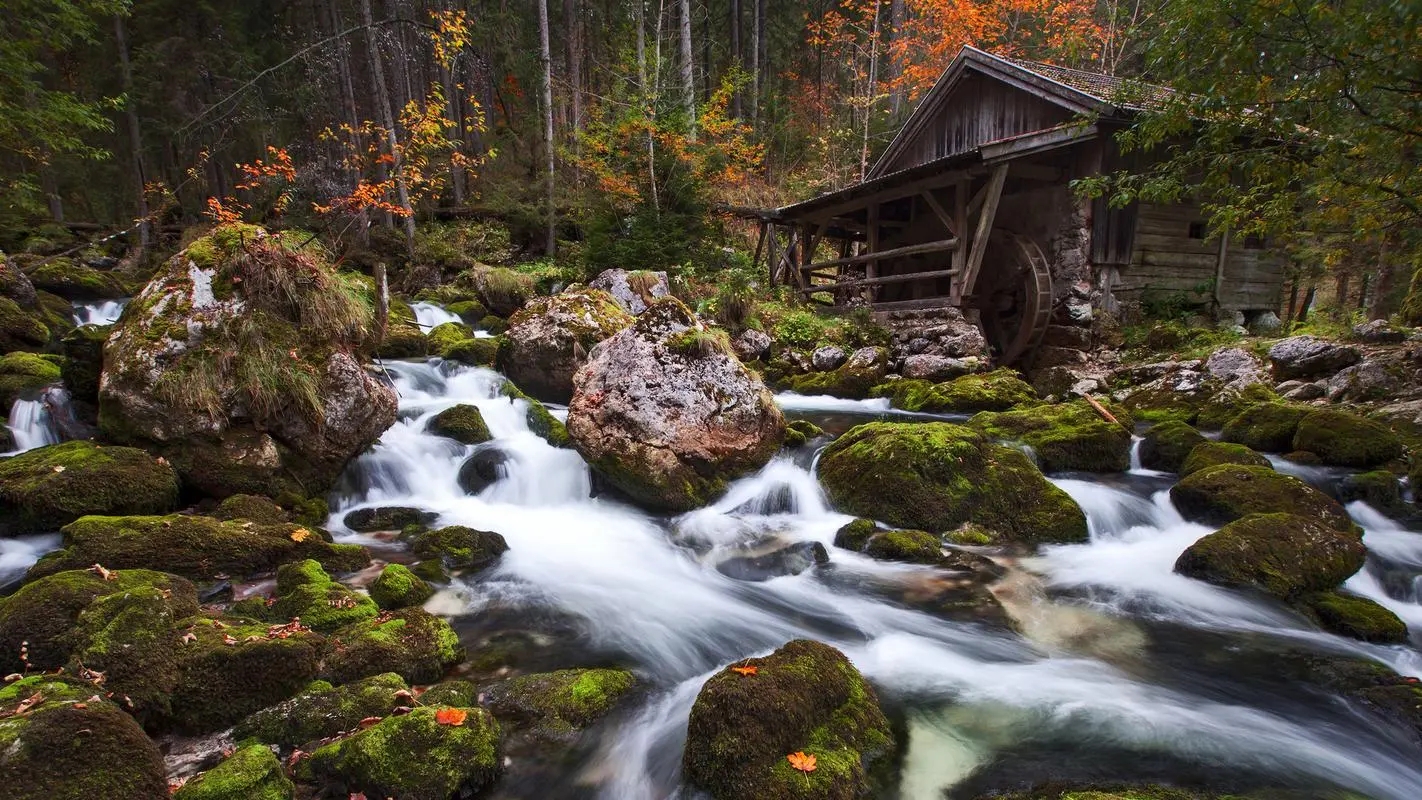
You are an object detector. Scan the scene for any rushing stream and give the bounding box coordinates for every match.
[328,354,1422,800]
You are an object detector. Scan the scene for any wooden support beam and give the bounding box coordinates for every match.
[951,179,968,302]
[800,238,960,272]
[799,166,979,224]
[921,190,954,234]
[801,268,961,295]
[865,203,880,302]
[752,223,768,276]
[961,163,1008,299]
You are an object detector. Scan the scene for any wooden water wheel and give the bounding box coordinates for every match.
[972,230,1053,366]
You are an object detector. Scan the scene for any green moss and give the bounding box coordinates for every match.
[28,258,126,300]
[1179,441,1272,477]
[419,679,478,707]
[819,422,1087,544]
[969,399,1134,473]
[307,706,501,800]
[377,303,429,358]
[783,419,825,447]
[263,559,378,632]
[1138,421,1207,472]
[445,299,488,321]
[484,668,637,741]
[501,380,570,447]
[1121,382,1205,425]
[173,745,294,800]
[369,564,433,610]
[0,295,51,352]
[1338,470,1410,518]
[427,403,492,444]
[427,321,474,352]
[215,494,289,524]
[682,639,894,800]
[0,350,62,407]
[234,672,409,747]
[1296,591,1409,643]
[1292,408,1404,468]
[0,441,179,535]
[1169,464,1354,531]
[59,323,110,404]
[776,349,889,400]
[29,513,369,583]
[1195,382,1280,430]
[871,369,1039,413]
[1174,512,1366,599]
[344,505,437,532]
[1220,402,1310,452]
[409,525,509,572]
[863,529,943,564]
[441,335,500,366]
[321,608,464,685]
[833,519,878,551]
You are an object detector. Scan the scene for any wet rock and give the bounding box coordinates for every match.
[234,672,410,747]
[440,335,500,367]
[408,525,509,572]
[483,668,638,743]
[871,368,1038,413]
[0,257,38,307]
[1268,335,1361,380]
[969,399,1133,472]
[499,288,633,403]
[1169,464,1353,531]
[1291,408,1402,468]
[27,257,126,301]
[1279,380,1326,401]
[834,518,879,551]
[1174,512,1365,599]
[1353,319,1407,344]
[456,446,510,494]
[811,345,847,371]
[500,380,571,447]
[900,353,979,381]
[682,639,894,800]
[1139,420,1206,472]
[1219,402,1310,452]
[0,440,179,535]
[1248,310,1282,334]
[1295,590,1408,643]
[0,350,61,408]
[588,268,670,315]
[776,346,889,399]
[305,706,501,799]
[567,298,785,512]
[173,744,294,800]
[1179,441,1271,477]
[1338,470,1410,520]
[344,506,439,532]
[716,541,828,582]
[732,328,771,361]
[0,297,53,359]
[1204,346,1266,386]
[321,607,465,685]
[260,559,378,632]
[1325,360,1396,402]
[369,564,433,609]
[215,493,288,524]
[427,403,492,444]
[377,299,429,359]
[783,419,826,448]
[818,422,1087,544]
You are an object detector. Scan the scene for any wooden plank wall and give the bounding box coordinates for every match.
[882,72,1071,174]
[1115,202,1284,311]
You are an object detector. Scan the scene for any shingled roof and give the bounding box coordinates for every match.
[1002,55,1175,111]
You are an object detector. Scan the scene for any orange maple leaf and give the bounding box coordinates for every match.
[787,751,817,773]
[730,665,758,677]
[434,707,467,726]
[290,528,311,542]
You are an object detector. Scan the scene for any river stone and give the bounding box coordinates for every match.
[1267,335,1361,380]
[499,287,633,404]
[1169,464,1353,531]
[1175,512,1366,599]
[1291,408,1403,468]
[1353,319,1407,344]
[1280,380,1326,401]
[588,268,670,315]
[567,297,785,512]
[1204,346,1266,386]
[682,639,894,800]
[812,345,847,371]
[732,328,771,361]
[344,506,439,533]
[901,353,977,381]
[1139,420,1207,472]
[305,706,501,800]
[716,541,828,582]
[0,440,180,535]
[1325,360,1396,402]
[457,446,510,495]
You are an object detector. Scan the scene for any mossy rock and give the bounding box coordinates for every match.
[34,289,76,338]
[483,668,637,742]
[321,607,464,685]
[26,258,127,300]
[475,266,536,317]
[0,676,170,800]
[427,403,492,444]
[1338,470,1411,519]
[29,514,369,583]
[1174,512,1365,599]
[59,323,110,404]
[0,295,51,353]
[776,348,888,400]
[870,369,1039,413]
[426,321,474,353]
[0,350,61,408]
[409,525,510,572]
[480,314,509,335]
[343,505,439,532]
[1179,441,1272,477]
[234,672,410,748]
[501,380,570,447]
[173,744,294,800]
[1138,421,1206,472]
[441,335,500,366]
[783,419,825,448]
[833,518,878,551]
[305,706,501,800]
[1219,402,1310,452]
[264,559,378,632]
[446,299,488,321]
[863,529,943,564]
[1195,382,1280,431]
[682,639,894,800]
[969,399,1133,472]
[214,493,289,524]
[1291,408,1404,468]
[819,422,1087,544]
[1295,591,1408,644]
[369,564,434,610]
[168,615,326,733]
[419,679,479,707]
[1168,464,1353,532]
[378,298,429,359]
[0,440,179,535]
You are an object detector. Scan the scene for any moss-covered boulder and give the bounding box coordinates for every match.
[440,334,500,366]
[1219,402,1310,452]
[474,266,536,317]
[783,419,825,448]
[0,295,51,352]
[1338,470,1411,519]
[409,525,509,572]
[1175,513,1365,601]
[482,668,637,742]
[305,705,501,800]
[343,505,438,532]
[567,298,785,512]
[500,288,633,403]
[1178,441,1272,477]
[777,347,889,399]
[500,380,570,447]
[427,403,492,444]
[0,676,170,800]
[1296,590,1408,643]
[1138,421,1207,472]
[819,422,1087,544]
[969,399,1133,472]
[26,258,126,300]
[234,672,410,747]
[1194,382,1280,431]
[871,369,1039,413]
[1291,408,1404,468]
[0,440,179,535]
[264,560,378,631]
[0,350,61,408]
[214,493,289,523]
[28,513,369,583]
[1169,465,1353,531]
[321,607,464,685]
[59,323,110,405]
[377,298,429,359]
[426,320,474,353]
[682,639,894,800]
[173,744,294,800]
[369,564,433,609]
[99,224,397,498]
[833,518,879,551]
[862,529,943,564]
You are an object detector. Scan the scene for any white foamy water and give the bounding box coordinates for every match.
[71,298,128,326]
[0,534,60,587]
[409,301,463,331]
[773,392,891,413]
[331,359,1422,799]
[5,398,59,454]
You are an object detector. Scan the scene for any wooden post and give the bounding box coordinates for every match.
[374,263,390,346]
[1213,225,1230,311]
[951,179,968,303]
[961,164,1008,300]
[865,203,880,302]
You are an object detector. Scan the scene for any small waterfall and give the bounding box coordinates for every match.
[410,301,462,331]
[5,398,59,453]
[71,298,128,326]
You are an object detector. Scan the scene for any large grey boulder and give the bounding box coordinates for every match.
[499,288,633,403]
[811,345,847,371]
[732,329,771,361]
[1205,346,1266,387]
[567,297,785,512]
[1268,336,1361,380]
[1326,360,1397,402]
[587,268,670,316]
[901,354,979,381]
[1352,319,1407,344]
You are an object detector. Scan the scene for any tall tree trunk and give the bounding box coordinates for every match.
[565,0,583,140]
[678,0,695,139]
[751,0,764,127]
[1369,238,1395,320]
[889,0,904,115]
[114,14,150,256]
[326,0,368,244]
[537,0,557,255]
[730,0,742,118]
[1334,272,1351,318]
[362,0,416,256]
[1298,284,1317,323]
[637,0,658,212]
[859,0,881,181]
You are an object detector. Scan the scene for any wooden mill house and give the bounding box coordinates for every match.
[751,45,1286,365]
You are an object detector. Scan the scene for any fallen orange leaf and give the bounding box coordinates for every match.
[730,665,758,676]
[787,751,817,773]
[290,528,311,542]
[434,707,467,726]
